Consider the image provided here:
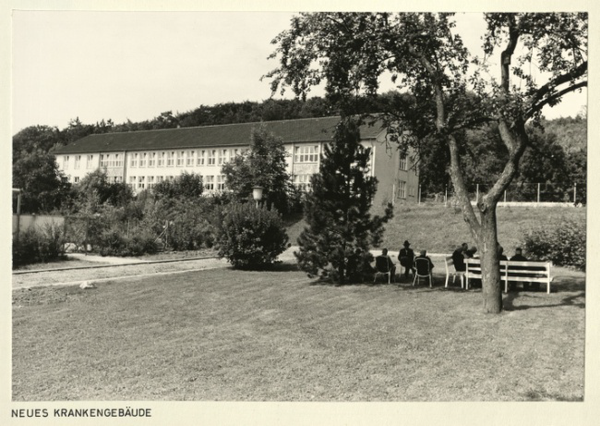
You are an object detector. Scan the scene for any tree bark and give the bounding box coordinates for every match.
[478,206,503,313]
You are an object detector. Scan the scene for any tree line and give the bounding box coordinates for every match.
[13,94,586,215]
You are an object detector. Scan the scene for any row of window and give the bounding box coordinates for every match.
[127,175,229,191]
[61,145,322,171]
[122,174,316,192]
[68,175,122,184]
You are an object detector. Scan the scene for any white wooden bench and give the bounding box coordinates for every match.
[465,258,554,293]
[444,256,465,289]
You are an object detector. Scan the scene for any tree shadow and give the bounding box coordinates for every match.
[503,291,585,311]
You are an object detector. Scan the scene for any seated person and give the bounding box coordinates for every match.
[451,243,468,272]
[498,245,508,261]
[376,248,396,279]
[465,246,478,258]
[509,247,538,291]
[398,240,415,278]
[414,249,434,274]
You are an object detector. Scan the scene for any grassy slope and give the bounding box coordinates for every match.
[287,204,587,254]
[13,266,584,401]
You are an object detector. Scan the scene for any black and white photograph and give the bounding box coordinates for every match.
[4,1,599,425]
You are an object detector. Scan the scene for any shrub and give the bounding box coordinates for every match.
[521,218,586,270]
[216,202,289,269]
[97,228,159,257]
[13,224,67,267]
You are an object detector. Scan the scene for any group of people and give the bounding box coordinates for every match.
[379,240,434,280]
[377,241,537,289]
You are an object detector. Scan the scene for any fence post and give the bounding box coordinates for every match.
[476,184,479,202]
[444,185,448,207]
[504,190,507,206]
[418,185,421,205]
[574,183,577,205]
[537,183,541,204]
[14,189,22,246]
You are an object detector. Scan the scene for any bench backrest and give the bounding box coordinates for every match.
[465,259,552,282]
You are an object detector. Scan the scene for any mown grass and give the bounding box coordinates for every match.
[287,204,587,254]
[13,266,585,401]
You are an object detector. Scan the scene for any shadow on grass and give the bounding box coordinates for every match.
[503,291,585,311]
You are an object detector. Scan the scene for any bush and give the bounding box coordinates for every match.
[97,228,159,257]
[216,202,289,269]
[521,218,585,270]
[13,224,67,267]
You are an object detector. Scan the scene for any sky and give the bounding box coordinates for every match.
[12,10,588,134]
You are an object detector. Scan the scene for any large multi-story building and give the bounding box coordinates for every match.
[54,116,419,206]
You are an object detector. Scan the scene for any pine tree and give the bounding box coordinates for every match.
[295,117,393,284]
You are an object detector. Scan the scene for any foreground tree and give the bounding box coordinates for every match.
[295,118,393,283]
[266,12,587,312]
[12,150,72,214]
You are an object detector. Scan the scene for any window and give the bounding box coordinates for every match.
[167,151,175,167]
[130,153,138,168]
[74,155,81,169]
[397,180,407,199]
[208,150,216,165]
[156,176,164,183]
[293,174,313,191]
[167,175,175,181]
[187,151,195,167]
[216,175,226,191]
[113,176,123,183]
[399,154,407,171]
[205,175,215,191]
[147,176,155,188]
[294,145,319,163]
[63,156,70,170]
[137,176,145,189]
[176,151,185,167]
[129,176,136,190]
[158,152,165,167]
[233,148,239,157]
[74,176,80,183]
[86,155,94,169]
[140,153,147,167]
[197,150,205,166]
[218,149,228,165]
[114,154,123,167]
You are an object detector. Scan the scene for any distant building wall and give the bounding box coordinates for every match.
[12,214,65,234]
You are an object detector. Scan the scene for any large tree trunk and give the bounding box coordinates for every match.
[477,206,503,313]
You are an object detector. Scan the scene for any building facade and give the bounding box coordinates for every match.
[54,116,419,206]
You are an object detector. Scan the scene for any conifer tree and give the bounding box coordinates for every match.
[295,117,393,284]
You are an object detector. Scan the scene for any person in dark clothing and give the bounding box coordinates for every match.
[414,249,434,273]
[465,246,478,258]
[509,247,536,291]
[498,245,508,261]
[510,247,527,262]
[451,243,468,272]
[398,240,415,279]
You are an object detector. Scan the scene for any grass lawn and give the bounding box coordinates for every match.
[12,266,585,401]
[287,204,587,254]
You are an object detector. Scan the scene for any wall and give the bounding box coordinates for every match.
[13,214,65,234]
